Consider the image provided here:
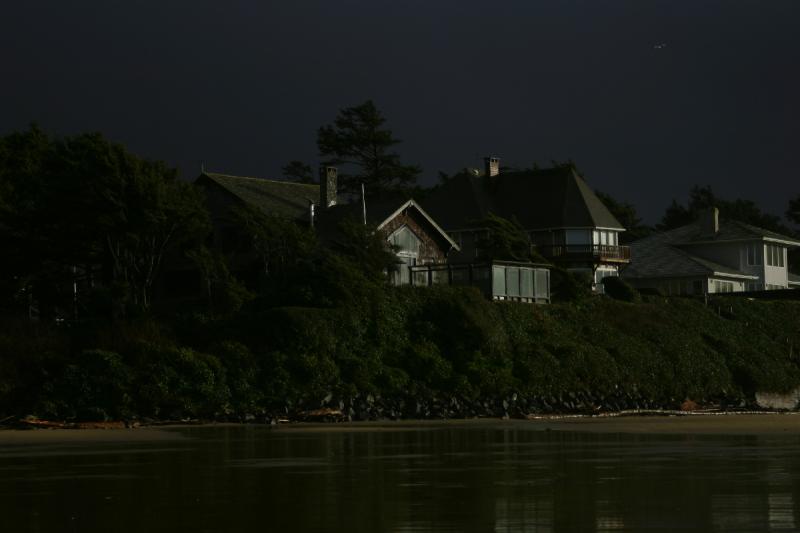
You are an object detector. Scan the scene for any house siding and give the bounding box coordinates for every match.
[680,242,741,272]
[763,244,789,288]
[381,211,448,265]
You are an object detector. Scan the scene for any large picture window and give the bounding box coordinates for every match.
[766,244,785,267]
[746,243,762,266]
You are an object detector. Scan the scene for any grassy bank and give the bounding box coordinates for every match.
[2,289,800,422]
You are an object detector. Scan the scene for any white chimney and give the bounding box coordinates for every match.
[701,207,719,236]
[484,156,500,177]
[319,166,337,208]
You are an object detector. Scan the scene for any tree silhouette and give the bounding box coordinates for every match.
[317,100,420,195]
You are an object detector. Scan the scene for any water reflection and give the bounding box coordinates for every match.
[1,424,799,532]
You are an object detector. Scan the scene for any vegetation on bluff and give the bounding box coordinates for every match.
[2,284,800,422]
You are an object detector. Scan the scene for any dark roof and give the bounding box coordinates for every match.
[655,218,800,246]
[623,230,758,280]
[621,215,799,281]
[421,166,625,231]
[198,172,318,220]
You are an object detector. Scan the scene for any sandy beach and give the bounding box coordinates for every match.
[2,413,799,444]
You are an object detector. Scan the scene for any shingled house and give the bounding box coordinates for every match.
[194,168,458,284]
[422,158,630,291]
[622,208,800,294]
[195,167,550,303]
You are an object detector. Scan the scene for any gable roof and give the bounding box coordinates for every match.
[198,172,318,220]
[657,217,800,246]
[421,166,625,231]
[315,196,460,251]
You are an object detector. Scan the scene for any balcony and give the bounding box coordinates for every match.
[536,244,631,264]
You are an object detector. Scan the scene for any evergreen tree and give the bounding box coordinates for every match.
[658,185,792,235]
[317,100,420,194]
[281,160,314,183]
[787,194,800,226]
[595,191,652,242]
[474,213,548,263]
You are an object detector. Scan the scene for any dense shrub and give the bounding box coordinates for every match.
[132,343,230,419]
[3,291,800,420]
[57,350,133,420]
[550,268,592,302]
[601,276,642,303]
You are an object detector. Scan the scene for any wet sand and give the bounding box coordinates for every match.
[2,413,799,444]
[0,426,186,445]
[273,413,800,436]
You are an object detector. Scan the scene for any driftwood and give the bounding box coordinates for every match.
[7,418,133,430]
[297,408,346,422]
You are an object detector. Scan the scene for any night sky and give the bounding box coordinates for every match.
[2,1,798,223]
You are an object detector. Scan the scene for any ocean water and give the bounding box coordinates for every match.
[2,422,799,532]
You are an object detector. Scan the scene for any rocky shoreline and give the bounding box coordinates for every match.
[3,391,795,430]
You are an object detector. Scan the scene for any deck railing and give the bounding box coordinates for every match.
[405,261,551,304]
[536,244,631,262]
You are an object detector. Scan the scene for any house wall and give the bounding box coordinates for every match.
[679,240,791,290]
[680,242,741,272]
[707,278,746,293]
[626,276,710,296]
[763,244,789,289]
[381,211,449,264]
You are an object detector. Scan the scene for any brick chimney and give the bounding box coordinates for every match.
[319,166,337,208]
[700,207,719,237]
[484,156,500,177]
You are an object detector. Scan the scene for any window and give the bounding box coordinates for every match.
[765,244,785,267]
[712,280,735,293]
[492,266,506,296]
[490,265,549,302]
[505,267,520,297]
[565,230,591,245]
[388,226,421,255]
[746,243,762,266]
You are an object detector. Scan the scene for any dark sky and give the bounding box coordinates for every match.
[2,1,798,223]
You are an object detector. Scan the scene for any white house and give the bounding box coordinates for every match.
[622,208,800,294]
